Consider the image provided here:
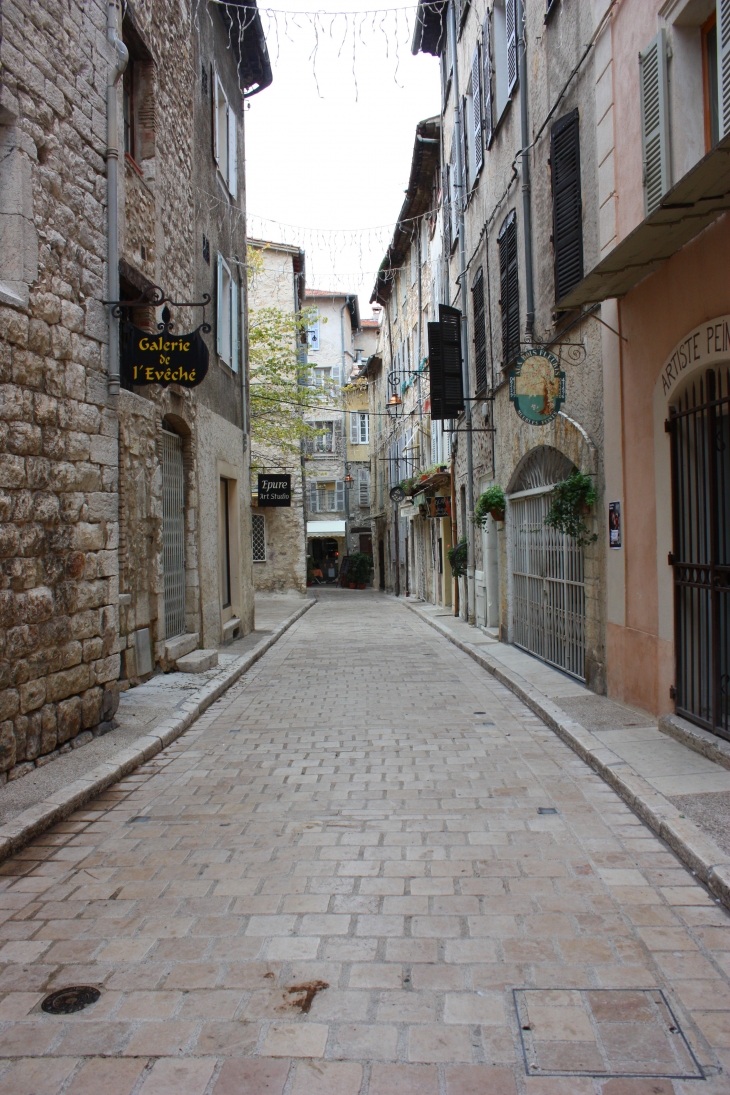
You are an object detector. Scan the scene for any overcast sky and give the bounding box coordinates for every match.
[244,1,440,318]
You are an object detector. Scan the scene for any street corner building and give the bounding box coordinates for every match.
[0,0,272,780]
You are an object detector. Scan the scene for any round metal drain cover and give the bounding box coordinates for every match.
[41,986,100,1015]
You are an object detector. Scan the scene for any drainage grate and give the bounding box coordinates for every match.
[513,988,704,1079]
[474,711,486,714]
[42,986,100,1015]
[538,807,558,815]
[127,816,150,824]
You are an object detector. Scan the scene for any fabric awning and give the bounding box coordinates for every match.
[307,521,346,537]
[557,134,730,309]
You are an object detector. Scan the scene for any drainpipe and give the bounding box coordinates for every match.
[106,1,128,396]
[516,0,535,343]
[447,0,475,625]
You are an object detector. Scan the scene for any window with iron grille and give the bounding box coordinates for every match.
[498,211,520,367]
[252,513,266,562]
[472,268,487,393]
[551,109,583,303]
[314,421,334,452]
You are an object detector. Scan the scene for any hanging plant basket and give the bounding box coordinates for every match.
[543,471,597,546]
[474,486,506,526]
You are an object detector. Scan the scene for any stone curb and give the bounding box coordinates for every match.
[404,599,730,912]
[658,712,730,771]
[0,599,315,866]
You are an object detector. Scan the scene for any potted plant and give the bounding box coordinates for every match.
[474,485,506,525]
[543,471,597,546]
[447,537,468,578]
[349,552,373,588]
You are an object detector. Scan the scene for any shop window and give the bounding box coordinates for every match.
[252,512,266,562]
[550,109,584,302]
[498,211,520,367]
[216,253,239,371]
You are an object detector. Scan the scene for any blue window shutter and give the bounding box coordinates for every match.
[231,278,239,373]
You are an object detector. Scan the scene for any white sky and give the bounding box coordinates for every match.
[244,1,440,319]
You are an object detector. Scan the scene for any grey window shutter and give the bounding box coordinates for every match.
[551,109,584,302]
[439,305,465,418]
[472,45,483,177]
[336,480,345,511]
[459,98,468,196]
[718,0,730,137]
[216,253,224,357]
[506,0,518,97]
[449,143,458,242]
[309,482,318,513]
[442,164,452,252]
[640,30,671,216]
[350,412,358,444]
[498,212,520,366]
[472,268,487,393]
[359,469,370,507]
[483,14,494,149]
[428,321,446,420]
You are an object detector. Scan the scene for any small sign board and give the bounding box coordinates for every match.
[609,500,621,548]
[509,347,566,425]
[389,485,406,503]
[425,496,451,519]
[121,323,209,388]
[258,474,291,507]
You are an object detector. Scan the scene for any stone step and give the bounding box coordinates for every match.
[176,649,219,673]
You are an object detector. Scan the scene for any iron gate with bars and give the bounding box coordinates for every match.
[511,491,586,680]
[161,429,186,639]
[669,366,730,740]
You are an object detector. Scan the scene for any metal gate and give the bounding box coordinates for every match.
[511,491,586,680]
[669,366,730,740]
[162,429,186,639]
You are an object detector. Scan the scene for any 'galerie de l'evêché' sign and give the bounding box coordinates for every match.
[257,475,292,507]
[121,323,209,388]
[509,347,566,425]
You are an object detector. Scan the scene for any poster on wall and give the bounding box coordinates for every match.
[509,347,566,425]
[609,501,621,548]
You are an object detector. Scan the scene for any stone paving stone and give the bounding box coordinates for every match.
[0,594,728,1092]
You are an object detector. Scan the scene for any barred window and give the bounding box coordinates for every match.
[252,512,266,562]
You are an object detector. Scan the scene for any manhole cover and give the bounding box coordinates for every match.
[513,989,704,1079]
[42,986,100,1015]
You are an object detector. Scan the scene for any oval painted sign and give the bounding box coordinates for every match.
[509,347,566,425]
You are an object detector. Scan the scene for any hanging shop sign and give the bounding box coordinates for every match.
[509,347,565,425]
[258,474,291,507]
[425,496,451,519]
[121,323,210,388]
[389,485,407,503]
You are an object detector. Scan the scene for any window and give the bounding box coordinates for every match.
[252,513,266,562]
[472,268,487,393]
[358,468,371,507]
[703,12,720,150]
[307,315,320,350]
[350,411,369,445]
[121,23,155,174]
[213,70,238,199]
[313,365,339,387]
[640,30,671,216]
[220,478,232,606]
[492,0,517,122]
[309,481,345,512]
[217,253,239,370]
[314,421,334,452]
[550,109,584,302]
[498,211,520,367]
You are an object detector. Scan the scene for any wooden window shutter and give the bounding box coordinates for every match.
[482,14,494,149]
[498,212,520,366]
[350,411,358,444]
[472,45,483,177]
[428,320,446,420]
[228,104,238,198]
[230,277,239,372]
[359,469,370,507]
[308,482,318,513]
[335,480,345,511]
[459,98,468,196]
[718,0,730,137]
[439,304,465,417]
[550,108,584,302]
[472,268,487,393]
[640,30,671,216]
[216,253,224,358]
[449,143,458,243]
[506,0,518,97]
[212,67,219,164]
[442,164,452,252]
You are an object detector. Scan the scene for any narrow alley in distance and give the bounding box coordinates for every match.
[0,592,726,1095]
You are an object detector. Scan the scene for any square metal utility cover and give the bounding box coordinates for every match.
[513,989,704,1079]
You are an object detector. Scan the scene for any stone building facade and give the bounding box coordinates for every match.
[0,0,270,779]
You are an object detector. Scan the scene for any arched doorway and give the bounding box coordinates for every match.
[668,365,730,739]
[508,446,586,680]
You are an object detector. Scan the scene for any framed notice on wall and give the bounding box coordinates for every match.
[609,501,621,548]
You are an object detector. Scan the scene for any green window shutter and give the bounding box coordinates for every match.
[640,30,671,216]
[719,0,730,137]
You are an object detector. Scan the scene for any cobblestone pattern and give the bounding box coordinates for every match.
[0,0,122,780]
[0,593,726,1095]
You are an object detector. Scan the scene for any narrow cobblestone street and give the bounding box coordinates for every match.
[0,592,728,1094]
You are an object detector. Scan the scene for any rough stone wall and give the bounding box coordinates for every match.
[0,0,122,780]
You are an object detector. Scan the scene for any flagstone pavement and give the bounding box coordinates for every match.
[0,590,728,1094]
